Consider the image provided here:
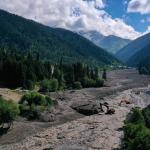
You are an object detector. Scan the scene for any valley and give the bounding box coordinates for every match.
[0,69,150,150]
[0,6,150,150]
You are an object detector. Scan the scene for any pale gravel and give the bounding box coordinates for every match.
[1,87,150,150]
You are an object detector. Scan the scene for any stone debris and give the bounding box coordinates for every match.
[1,87,150,150]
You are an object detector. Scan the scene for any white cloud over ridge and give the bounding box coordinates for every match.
[128,0,150,14]
[0,0,141,39]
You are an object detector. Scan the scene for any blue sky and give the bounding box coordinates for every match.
[0,0,149,40]
[105,0,150,33]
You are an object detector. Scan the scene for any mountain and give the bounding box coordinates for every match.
[138,56,150,75]
[79,30,131,54]
[127,43,150,66]
[0,9,118,66]
[116,33,150,64]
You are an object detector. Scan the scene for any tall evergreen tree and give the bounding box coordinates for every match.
[102,68,107,80]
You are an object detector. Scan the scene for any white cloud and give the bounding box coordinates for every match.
[0,0,141,39]
[95,0,105,8]
[127,0,150,14]
[146,26,150,33]
[148,26,150,32]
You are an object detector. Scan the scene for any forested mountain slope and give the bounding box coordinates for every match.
[116,33,150,63]
[0,9,118,66]
[127,44,150,66]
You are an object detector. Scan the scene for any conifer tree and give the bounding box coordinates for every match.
[102,68,107,80]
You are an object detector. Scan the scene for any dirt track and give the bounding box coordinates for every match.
[0,69,150,149]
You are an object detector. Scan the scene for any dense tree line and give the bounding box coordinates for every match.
[138,57,150,75]
[0,49,104,90]
[0,49,52,88]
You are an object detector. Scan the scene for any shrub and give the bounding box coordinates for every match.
[95,78,104,87]
[81,77,96,88]
[50,79,59,91]
[19,92,53,120]
[0,96,19,127]
[143,105,150,128]
[40,79,58,92]
[19,92,46,106]
[27,105,40,120]
[23,80,35,90]
[45,96,54,107]
[126,108,145,125]
[19,104,29,117]
[123,124,150,150]
[81,77,104,88]
[73,81,82,89]
[122,107,150,150]
[40,79,51,93]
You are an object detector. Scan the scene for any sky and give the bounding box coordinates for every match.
[0,0,150,40]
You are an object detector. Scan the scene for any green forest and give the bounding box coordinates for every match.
[0,9,118,67]
[0,49,105,90]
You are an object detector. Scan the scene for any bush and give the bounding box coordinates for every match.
[50,79,59,91]
[45,96,54,107]
[95,79,104,87]
[73,81,82,89]
[19,92,46,106]
[81,77,95,88]
[81,77,104,88]
[27,105,40,120]
[19,92,53,120]
[123,124,150,150]
[143,105,150,128]
[122,107,150,150]
[0,96,19,127]
[23,80,35,90]
[40,79,58,92]
[19,104,29,117]
[126,108,145,125]
[40,79,50,93]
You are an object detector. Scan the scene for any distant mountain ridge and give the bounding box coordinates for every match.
[78,30,131,54]
[0,9,118,66]
[127,43,150,66]
[116,33,150,64]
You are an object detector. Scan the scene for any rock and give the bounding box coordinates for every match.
[43,145,53,150]
[106,108,115,115]
[72,104,99,116]
[57,133,65,139]
[39,111,55,122]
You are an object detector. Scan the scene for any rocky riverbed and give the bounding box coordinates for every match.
[1,86,150,150]
[0,69,150,150]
